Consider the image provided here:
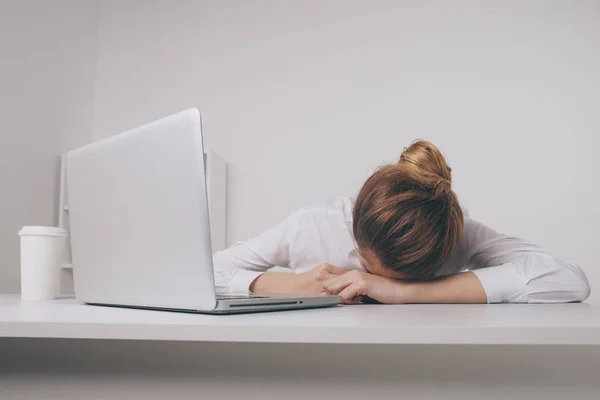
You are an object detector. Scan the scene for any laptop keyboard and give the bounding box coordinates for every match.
[216,294,268,300]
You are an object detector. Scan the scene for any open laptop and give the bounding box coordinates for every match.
[66,108,340,314]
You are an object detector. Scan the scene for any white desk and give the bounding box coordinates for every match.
[1,295,599,345]
[2,295,600,399]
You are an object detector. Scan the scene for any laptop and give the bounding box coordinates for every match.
[66,108,340,314]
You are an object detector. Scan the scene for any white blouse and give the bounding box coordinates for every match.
[213,196,590,303]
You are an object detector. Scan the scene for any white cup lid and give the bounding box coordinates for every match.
[19,226,67,236]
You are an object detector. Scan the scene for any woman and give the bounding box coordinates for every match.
[213,141,590,304]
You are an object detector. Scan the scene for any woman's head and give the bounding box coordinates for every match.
[352,140,464,279]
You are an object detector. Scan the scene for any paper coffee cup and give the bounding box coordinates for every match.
[19,226,67,301]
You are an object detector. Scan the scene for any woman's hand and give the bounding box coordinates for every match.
[297,263,346,294]
[323,270,410,304]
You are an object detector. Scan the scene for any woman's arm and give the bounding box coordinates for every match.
[452,218,591,303]
[323,262,589,305]
[214,209,346,295]
[213,211,304,294]
[406,272,487,303]
[323,269,487,304]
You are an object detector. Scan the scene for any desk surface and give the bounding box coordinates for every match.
[1,295,599,345]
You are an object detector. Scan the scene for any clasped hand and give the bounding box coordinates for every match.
[299,263,408,304]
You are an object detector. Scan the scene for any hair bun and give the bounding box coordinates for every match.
[399,140,453,198]
[399,140,452,181]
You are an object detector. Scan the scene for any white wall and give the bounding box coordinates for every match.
[0,0,98,293]
[92,0,599,302]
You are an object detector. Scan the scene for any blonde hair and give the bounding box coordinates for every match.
[352,140,464,277]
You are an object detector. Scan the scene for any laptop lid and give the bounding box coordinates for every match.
[66,108,217,311]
